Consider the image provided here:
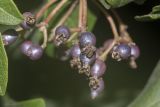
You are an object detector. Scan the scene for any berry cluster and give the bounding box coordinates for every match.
[1,1,140,99]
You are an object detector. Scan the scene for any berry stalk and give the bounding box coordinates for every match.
[36,0,57,19]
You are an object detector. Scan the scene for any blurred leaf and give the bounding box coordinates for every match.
[128,60,160,107]
[100,0,146,8]
[135,5,160,21]
[4,98,46,107]
[0,0,23,26]
[0,34,8,96]
[99,0,111,9]
[134,0,146,5]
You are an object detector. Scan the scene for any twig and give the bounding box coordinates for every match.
[81,0,87,32]
[36,0,57,19]
[93,1,119,39]
[78,0,83,30]
[99,40,116,61]
[44,0,67,24]
[48,0,78,42]
[40,26,48,49]
[111,10,132,42]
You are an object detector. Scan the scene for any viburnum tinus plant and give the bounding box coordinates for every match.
[0,0,160,106]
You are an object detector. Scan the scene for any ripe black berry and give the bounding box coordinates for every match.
[21,12,36,30]
[2,29,18,45]
[90,78,104,99]
[79,32,96,48]
[20,41,43,60]
[28,44,43,60]
[54,25,71,46]
[130,44,140,59]
[79,32,96,58]
[70,44,81,58]
[79,53,96,76]
[20,41,33,56]
[112,43,131,61]
[80,53,96,65]
[91,59,106,78]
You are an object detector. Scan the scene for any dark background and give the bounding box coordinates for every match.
[3,0,160,107]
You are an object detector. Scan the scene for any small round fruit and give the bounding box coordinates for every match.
[2,29,18,45]
[28,44,43,60]
[91,78,104,99]
[80,53,96,65]
[54,25,71,46]
[91,59,106,78]
[70,44,81,58]
[20,41,33,56]
[21,12,36,30]
[55,25,70,38]
[79,32,96,48]
[112,43,131,60]
[130,44,140,59]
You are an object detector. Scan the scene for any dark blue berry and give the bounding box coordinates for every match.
[20,41,43,60]
[80,53,96,65]
[79,32,96,48]
[21,12,36,30]
[54,25,71,46]
[91,78,104,99]
[70,44,81,58]
[112,43,131,61]
[20,41,33,55]
[91,59,106,78]
[2,29,18,45]
[130,44,140,59]
[28,44,43,60]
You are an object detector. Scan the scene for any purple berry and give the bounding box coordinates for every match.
[80,53,96,65]
[28,44,43,60]
[70,44,81,58]
[2,29,18,45]
[21,12,36,30]
[20,41,33,55]
[130,44,140,59]
[20,41,43,60]
[91,78,104,99]
[54,25,71,46]
[112,43,131,61]
[79,32,96,48]
[91,59,106,78]
[55,25,70,38]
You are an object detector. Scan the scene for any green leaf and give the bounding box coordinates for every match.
[0,33,8,96]
[0,0,23,25]
[128,60,160,107]
[135,5,160,21]
[4,98,46,107]
[105,0,134,8]
[100,0,146,8]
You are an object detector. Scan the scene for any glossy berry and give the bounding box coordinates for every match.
[54,25,71,46]
[80,53,96,65]
[112,43,131,61]
[2,29,18,45]
[28,44,43,60]
[20,41,33,56]
[70,44,81,58]
[79,32,96,48]
[20,41,43,60]
[21,12,36,30]
[130,44,140,59]
[91,59,106,78]
[91,78,104,99]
